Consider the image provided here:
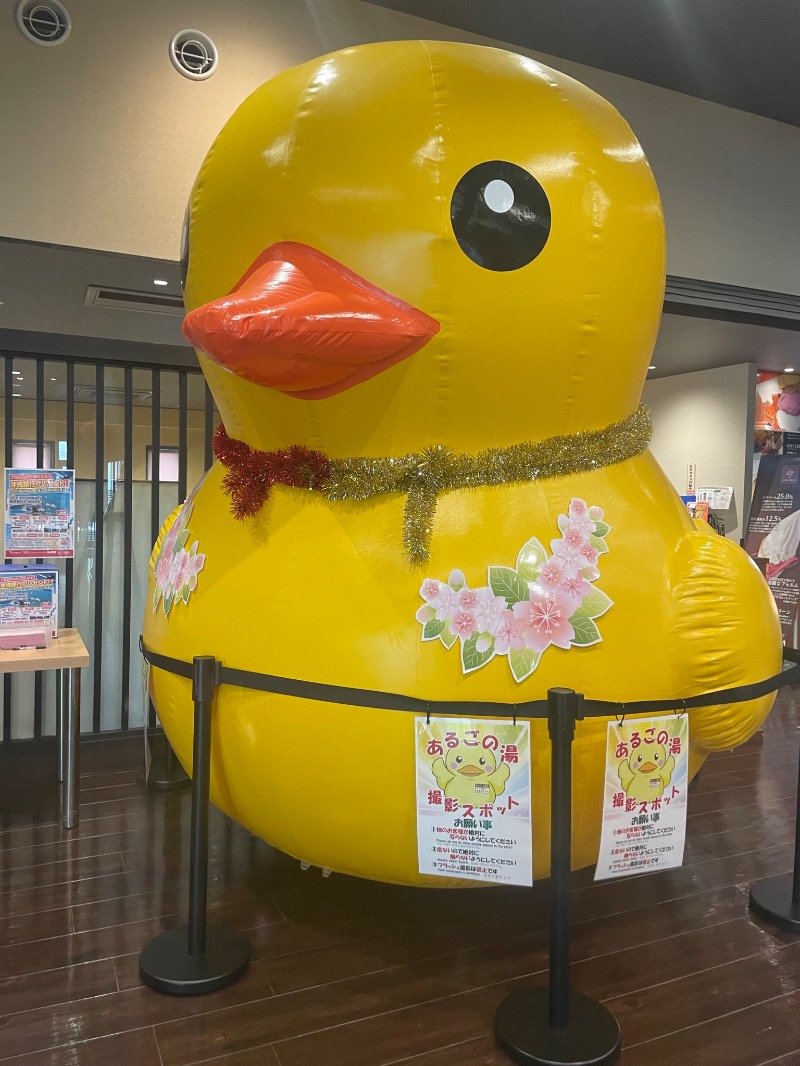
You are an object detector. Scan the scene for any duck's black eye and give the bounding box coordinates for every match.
[179,203,191,292]
[450,160,551,272]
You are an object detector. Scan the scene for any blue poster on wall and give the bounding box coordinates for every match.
[3,468,75,559]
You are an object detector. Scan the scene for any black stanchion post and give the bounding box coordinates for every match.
[749,742,800,932]
[494,688,621,1065]
[139,656,251,995]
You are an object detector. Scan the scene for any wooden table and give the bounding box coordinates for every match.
[0,629,90,829]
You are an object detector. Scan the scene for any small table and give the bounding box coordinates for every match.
[0,628,90,829]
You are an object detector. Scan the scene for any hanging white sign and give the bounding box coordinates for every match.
[595,713,689,880]
[416,716,532,886]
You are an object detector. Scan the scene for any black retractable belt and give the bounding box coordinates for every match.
[140,639,800,720]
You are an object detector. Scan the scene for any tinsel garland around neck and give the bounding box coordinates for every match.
[212,406,652,564]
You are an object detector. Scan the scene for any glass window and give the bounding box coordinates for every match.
[146,446,180,482]
[12,440,54,467]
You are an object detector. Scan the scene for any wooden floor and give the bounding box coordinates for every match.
[2,694,800,1066]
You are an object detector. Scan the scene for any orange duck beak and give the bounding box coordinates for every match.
[182,241,440,400]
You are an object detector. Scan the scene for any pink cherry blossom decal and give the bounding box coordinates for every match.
[151,499,206,617]
[416,499,613,682]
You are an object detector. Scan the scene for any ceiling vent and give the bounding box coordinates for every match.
[84,285,185,316]
[169,29,218,80]
[74,386,154,406]
[16,1,71,45]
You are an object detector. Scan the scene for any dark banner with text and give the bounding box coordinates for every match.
[746,433,800,647]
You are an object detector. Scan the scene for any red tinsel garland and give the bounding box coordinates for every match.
[212,424,331,519]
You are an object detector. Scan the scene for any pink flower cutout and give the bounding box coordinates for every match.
[563,526,585,549]
[579,543,599,566]
[450,610,478,640]
[559,574,592,607]
[472,589,507,633]
[550,539,584,578]
[420,579,442,604]
[458,587,480,610]
[494,610,525,653]
[434,585,460,621]
[512,587,574,652]
[538,558,565,588]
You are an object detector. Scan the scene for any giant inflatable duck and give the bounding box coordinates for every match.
[144,41,782,884]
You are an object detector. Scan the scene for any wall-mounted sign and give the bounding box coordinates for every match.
[686,463,697,493]
[745,448,800,646]
[696,486,733,509]
[3,469,75,558]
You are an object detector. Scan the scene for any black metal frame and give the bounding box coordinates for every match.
[0,349,218,742]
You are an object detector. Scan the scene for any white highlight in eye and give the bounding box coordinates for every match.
[483,179,515,213]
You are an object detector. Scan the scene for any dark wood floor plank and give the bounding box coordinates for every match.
[268,980,520,1066]
[0,965,276,1062]
[386,1035,508,1065]
[0,959,117,1019]
[186,1047,282,1066]
[620,987,800,1065]
[606,940,800,1049]
[0,916,168,981]
[0,852,125,895]
[0,1026,163,1066]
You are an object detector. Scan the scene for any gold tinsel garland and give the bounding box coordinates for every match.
[214,406,652,564]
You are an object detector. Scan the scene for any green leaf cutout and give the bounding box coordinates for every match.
[516,537,548,582]
[574,588,613,620]
[176,529,190,553]
[461,634,495,673]
[509,647,540,683]
[439,628,458,650]
[423,618,446,641]
[489,565,529,605]
[569,614,602,646]
[589,534,608,555]
[593,521,611,538]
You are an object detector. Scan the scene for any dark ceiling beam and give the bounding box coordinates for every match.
[366,0,800,128]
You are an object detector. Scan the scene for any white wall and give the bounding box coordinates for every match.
[643,363,755,542]
[1,0,799,294]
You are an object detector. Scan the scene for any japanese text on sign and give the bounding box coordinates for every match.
[416,716,532,886]
[595,713,689,880]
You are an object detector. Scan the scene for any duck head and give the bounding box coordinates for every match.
[630,744,669,776]
[182,41,665,458]
[446,746,499,783]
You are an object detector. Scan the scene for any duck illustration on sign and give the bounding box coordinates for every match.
[618,743,675,801]
[431,744,511,804]
[144,40,782,887]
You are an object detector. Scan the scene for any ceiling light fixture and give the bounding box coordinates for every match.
[784,366,796,373]
[153,278,169,286]
[12,393,21,398]
[648,365,656,370]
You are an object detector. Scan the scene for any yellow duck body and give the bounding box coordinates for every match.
[144,41,781,885]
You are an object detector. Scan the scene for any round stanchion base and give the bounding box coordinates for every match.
[749,874,800,933]
[138,758,191,792]
[495,988,621,1066]
[138,739,191,792]
[139,925,251,995]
